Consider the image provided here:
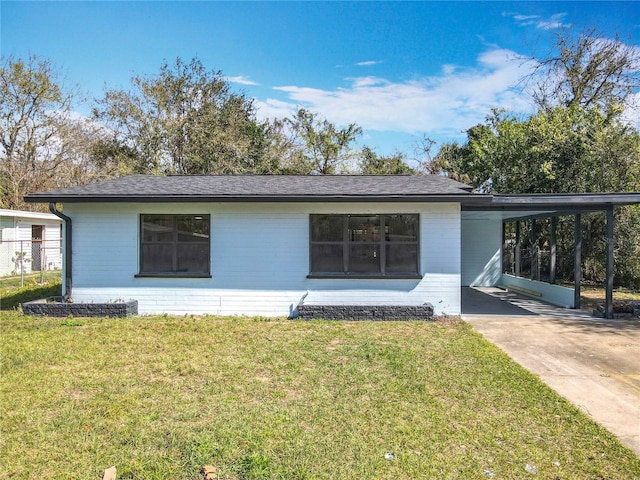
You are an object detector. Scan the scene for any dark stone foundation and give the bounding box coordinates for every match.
[22,297,138,318]
[296,303,434,321]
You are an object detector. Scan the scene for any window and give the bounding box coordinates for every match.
[310,214,420,277]
[139,214,210,277]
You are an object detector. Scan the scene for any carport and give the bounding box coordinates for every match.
[461,193,640,318]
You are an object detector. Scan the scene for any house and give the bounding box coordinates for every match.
[0,209,62,276]
[24,175,640,318]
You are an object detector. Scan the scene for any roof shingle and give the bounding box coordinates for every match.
[25,174,488,204]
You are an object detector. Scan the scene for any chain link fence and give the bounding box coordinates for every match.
[0,239,62,286]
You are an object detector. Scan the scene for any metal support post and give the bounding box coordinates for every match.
[574,214,582,309]
[605,206,614,319]
[515,221,521,277]
[502,221,506,274]
[531,219,538,280]
[550,216,557,284]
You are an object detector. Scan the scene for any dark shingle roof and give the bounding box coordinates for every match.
[25,174,490,204]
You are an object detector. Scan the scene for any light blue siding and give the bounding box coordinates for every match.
[66,202,462,316]
[461,212,502,287]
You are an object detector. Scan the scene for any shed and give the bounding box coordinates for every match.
[0,209,63,276]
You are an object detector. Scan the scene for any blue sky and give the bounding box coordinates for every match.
[2,1,639,157]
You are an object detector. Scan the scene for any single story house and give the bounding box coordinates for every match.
[0,209,62,276]
[24,175,640,318]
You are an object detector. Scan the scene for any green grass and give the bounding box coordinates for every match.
[0,271,61,310]
[1,313,638,479]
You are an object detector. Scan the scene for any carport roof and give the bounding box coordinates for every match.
[463,192,640,220]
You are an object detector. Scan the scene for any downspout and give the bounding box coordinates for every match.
[49,202,72,299]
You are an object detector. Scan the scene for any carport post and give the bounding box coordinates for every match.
[574,214,582,309]
[515,221,521,277]
[502,221,506,272]
[605,206,614,319]
[530,218,538,280]
[550,216,557,284]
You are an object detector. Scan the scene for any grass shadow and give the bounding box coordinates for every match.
[1,282,61,310]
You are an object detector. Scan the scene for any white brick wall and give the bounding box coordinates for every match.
[65,202,462,316]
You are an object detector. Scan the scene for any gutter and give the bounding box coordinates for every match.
[49,202,72,299]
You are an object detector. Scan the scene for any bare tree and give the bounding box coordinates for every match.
[527,27,640,114]
[0,56,94,210]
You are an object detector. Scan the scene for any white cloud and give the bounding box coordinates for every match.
[349,76,387,88]
[355,60,382,67]
[255,97,299,121]
[227,75,259,86]
[254,48,537,139]
[621,92,640,129]
[537,13,571,30]
[441,64,457,75]
[504,11,570,30]
[513,14,538,22]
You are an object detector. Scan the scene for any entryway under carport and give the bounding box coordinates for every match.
[461,286,594,319]
[462,286,640,456]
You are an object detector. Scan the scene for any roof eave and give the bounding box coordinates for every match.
[25,193,489,204]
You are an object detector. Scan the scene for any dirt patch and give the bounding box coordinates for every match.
[434,315,464,325]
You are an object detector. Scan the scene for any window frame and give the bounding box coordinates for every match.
[136,214,212,278]
[308,214,421,279]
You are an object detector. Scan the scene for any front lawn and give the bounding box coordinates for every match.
[0,271,61,310]
[1,313,638,479]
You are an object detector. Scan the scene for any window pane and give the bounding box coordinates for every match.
[311,215,343,241]
[386,215,418,242]
[142,215,174,242]
[177,244,210,273]
[386,244,418,274]
[311,244,343,273]
[349,216,380,242]
[349,244,380,273]
[140,214,210,274]
[177,215,210,242]
[141,244,174,272]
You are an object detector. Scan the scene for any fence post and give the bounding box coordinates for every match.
[39,242,44,283]
[20,240,24,287]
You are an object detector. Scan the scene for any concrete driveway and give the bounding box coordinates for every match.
[462,287,640,456]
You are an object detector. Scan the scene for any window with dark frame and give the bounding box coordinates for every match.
[139,214,210,276]
[310,214,419,277]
